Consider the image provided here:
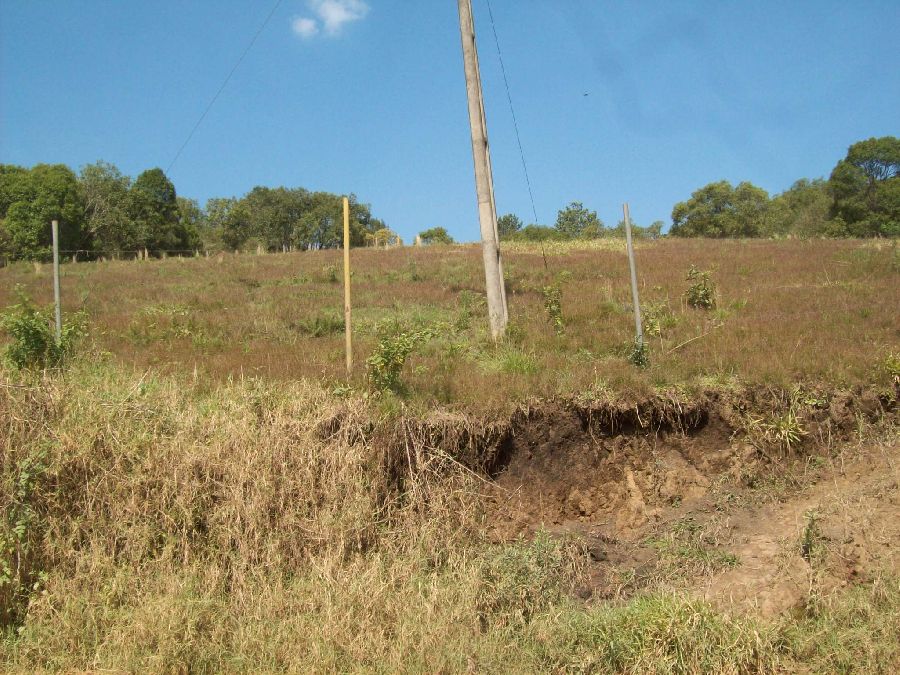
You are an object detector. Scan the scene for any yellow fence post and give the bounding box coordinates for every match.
[343,197,353,375]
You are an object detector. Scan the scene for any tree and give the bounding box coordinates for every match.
[828,136,900,237]
[128,168,181,253]
[670,180,770,237]
[372,227,402,247]
[175,197,204,251]
[0,165,31,219]
[555,202,604,239]
[242,186,310,251]
[209,198,252,251]
[79,160,135,254]
[497,213,522,239]
[418,227,454,245]
[2,164,85,260]
[768,179,831,238]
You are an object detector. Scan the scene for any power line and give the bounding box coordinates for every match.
[484,0,539,225]
[166,0,284,173]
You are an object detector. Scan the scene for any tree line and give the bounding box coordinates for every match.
[489,137,898,243]
[3,136,895,261]
[669,136,899,238]
[0,161,391,261]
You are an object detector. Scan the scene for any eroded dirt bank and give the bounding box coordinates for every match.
[372,384,898,617]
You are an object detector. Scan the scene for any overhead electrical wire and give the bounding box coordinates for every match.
[484,0,540,225]
[166,0,284,173]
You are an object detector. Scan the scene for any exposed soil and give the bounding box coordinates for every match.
[480,389,898,617]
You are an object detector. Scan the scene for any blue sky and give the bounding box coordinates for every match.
[2,1,898,242]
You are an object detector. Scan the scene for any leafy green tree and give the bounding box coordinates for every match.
[79,160,135,254]
[768,179,831,238]
[128,168,181,253]
[555,202,604,239]
[2,164,85,260]
[175,197,204,251]
[418,227,454,245]
[670,180,770,237]
[0,165,32,218]
[497,213,522,239]
[828,136,900,237]
[243,186,309,251]
[210,198,252,251]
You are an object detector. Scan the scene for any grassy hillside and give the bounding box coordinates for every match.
[1,239,898,672]
[1,239,897,411]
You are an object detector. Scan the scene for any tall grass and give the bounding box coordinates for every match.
[1,363,898,672]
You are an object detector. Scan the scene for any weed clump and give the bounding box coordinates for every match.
[366,324,434,392]
[685,265,716,309]
[0,291,83,370]
[541,282,564,335]
[628,339,650,368]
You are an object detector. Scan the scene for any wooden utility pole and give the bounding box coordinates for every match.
[622,203,643,347]
[51,219,62,344]
[458,0,508,340]
[342,197,353,374]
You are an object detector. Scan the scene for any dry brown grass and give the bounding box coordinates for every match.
[1,239,896,411]
[1,239,898,671]
[1,365,897,672]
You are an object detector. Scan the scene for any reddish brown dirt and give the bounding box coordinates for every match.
[482,398,898,617]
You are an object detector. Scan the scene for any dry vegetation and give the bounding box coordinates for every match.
[1,239,898,672]
[1,238,896,410]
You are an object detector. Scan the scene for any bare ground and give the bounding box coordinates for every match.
[483,390,898,618]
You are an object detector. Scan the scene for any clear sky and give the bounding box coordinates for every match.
[2,1,898,242]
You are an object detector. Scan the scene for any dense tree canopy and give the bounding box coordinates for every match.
[0,161,389,260]
[1,164,85,260]
[555,202,604,239]
[418,227,454,245]
[497,213,522,239]
[80,161,135,253]
[827,136,899,237]
[670,181,771,238]
[669,136,899,239]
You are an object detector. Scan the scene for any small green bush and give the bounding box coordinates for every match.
[628,339,650,368]
[541,282,564,335]
[884,352,900,384]
[366,325,434,392]
[685,265,716,309]
[0,292,83,370]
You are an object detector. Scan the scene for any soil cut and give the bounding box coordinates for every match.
[481,390,898,617]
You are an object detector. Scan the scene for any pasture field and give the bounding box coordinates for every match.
[1,238,899,673]
[0,238,897,409]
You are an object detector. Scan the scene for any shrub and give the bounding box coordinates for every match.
[884,352,900,385]
[685,265,716,309]
[628,339,650,368]
[542,282,564,335]
[366,324,434,392]
[0,449,49,625]
[0,292,83,370]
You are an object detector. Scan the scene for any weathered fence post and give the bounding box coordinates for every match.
[51,220,62,344]
[623,203,643,348]
[343,197,353,375]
